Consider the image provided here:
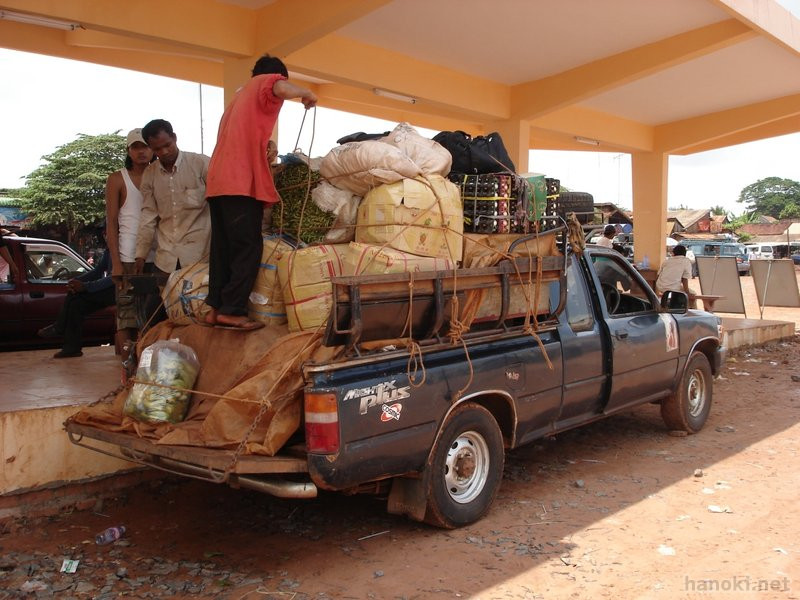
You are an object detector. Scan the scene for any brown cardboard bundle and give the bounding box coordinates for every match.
[459,231,561,326]
[162,262,211,325]
[356,175,463,261]
[248,235,295,326]
[462,231,559,268]
[278,244,346,332]
[343,242,455,276]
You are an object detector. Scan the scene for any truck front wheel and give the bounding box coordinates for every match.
[661,352,712,433]
[423,403,504,528]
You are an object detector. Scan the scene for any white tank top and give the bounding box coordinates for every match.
[118,169,154,262]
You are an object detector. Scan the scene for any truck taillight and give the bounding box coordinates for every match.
[305,392,339,454]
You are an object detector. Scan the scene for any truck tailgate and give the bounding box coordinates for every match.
[65,421,309,476]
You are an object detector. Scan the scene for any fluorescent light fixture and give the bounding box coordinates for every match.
[0,10,81,31]
[373,88,416,104]
[574,136,600,146]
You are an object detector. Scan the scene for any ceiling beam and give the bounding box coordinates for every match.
[0,0,256,56]
[531,106,654,152]
[315,83,483,133]
[674,114,800,154]
[285,34,510,122]
[256,0,391,57]
[655,93,800,153]
[710,0,800,56]
[63,28,220,61]
[511,19,755,121]
[0,20,222,85]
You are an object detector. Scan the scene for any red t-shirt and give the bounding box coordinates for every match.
[206,74,286,203]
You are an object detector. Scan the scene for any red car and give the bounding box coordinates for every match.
[0,236,115,350]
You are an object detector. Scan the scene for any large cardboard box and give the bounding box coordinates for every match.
[343,242,455,276]
[356,176,463,262]
[248,235,295,326]
[278,245,346,332]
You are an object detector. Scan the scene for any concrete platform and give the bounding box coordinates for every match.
[0,317,796,516]
[0,346,134,498]
[721,317,796,350]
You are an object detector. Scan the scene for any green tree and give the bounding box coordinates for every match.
[709,205,728,216]
[737,177,800,219]
[20,132,126,243]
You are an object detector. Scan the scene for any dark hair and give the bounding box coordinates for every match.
[603,224,616,236]
[124,149,157,170]
[673,245,687,256]
[142,119,174,143]
[252,54,288,78]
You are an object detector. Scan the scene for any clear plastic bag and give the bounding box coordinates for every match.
[123,340,200,423]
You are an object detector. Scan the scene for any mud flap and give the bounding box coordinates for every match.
[387,476,427,522]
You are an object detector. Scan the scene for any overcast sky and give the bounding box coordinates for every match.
[2,1,799,216]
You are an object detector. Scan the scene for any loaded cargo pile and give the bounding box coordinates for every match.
[69,122,565,457]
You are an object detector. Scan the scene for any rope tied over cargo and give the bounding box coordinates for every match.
[402,272,427,387]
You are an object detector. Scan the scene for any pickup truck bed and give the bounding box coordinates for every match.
[66,244,724,528]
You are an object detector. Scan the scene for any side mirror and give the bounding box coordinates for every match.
[661,290,688,314]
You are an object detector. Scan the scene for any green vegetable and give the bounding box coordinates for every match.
[123,341,200,424]
[272,164,335,244]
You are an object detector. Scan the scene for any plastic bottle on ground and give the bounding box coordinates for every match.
[95,525,126,545]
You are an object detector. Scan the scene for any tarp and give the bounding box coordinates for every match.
[69,322,342,456]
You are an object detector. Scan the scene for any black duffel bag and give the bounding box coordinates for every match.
[433,130,516,174]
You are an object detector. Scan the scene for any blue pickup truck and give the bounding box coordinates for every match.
[67,242,724,528]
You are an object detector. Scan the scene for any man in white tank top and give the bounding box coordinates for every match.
[105,129,155,346]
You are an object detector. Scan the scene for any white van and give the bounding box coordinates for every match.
[746,244,775,259]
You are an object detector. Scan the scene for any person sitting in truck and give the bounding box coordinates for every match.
[596,224,616,248]
[0,228,19,284]
[656,244,694,301]
[37,247,116,358]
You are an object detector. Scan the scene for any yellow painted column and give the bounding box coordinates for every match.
[222,57,254,106]
[631,151,668,270]
[486,119,530,173]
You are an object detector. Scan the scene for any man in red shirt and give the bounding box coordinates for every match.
[204,54,317,329]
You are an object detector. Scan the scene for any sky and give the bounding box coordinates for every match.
[1,3,799,217]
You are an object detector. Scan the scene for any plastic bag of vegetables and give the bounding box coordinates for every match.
[123,340,200,423]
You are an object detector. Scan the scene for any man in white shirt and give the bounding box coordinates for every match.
[596,224,616,248]
[656,244,694,300]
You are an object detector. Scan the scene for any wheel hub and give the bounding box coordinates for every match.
[687,369,706,417]
[443,430,490,504]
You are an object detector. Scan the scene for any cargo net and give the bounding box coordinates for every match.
[448,173,562,234]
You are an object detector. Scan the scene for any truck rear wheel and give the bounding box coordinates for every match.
[661,352,712,433]
[423,403,504,528]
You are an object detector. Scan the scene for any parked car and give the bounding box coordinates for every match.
[791,253,800,265]
[745,244,775,260]
[0,236,115,350]
[683,240,749,277]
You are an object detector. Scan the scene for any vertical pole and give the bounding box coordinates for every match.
[199,83,205,155]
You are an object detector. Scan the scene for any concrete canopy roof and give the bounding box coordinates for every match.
[1,0,799,159]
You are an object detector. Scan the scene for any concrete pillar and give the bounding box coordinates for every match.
[486,119,530,173]
[631,151,668,269]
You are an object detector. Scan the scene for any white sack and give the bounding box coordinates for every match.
[319,140,421,196]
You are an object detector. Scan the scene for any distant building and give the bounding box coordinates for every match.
[0,197,30,230]
[667,209,712,235]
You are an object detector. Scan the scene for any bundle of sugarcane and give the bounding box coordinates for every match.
[272,163,335,244]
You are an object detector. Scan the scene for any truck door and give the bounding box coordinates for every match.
[589,253,678,413]
[553,255,605,430]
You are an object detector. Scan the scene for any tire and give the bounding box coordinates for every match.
[422,403,504,528]
[557,192,594,224]
[661,352,713,433]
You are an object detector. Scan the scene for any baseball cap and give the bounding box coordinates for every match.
[126,128,146,147]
